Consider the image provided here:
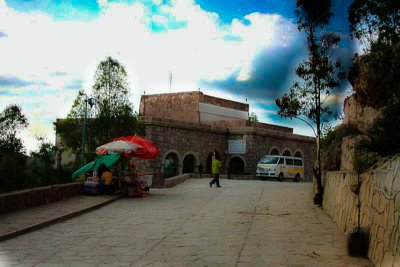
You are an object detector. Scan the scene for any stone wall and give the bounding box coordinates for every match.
[230,124,315,179]
[203,120,293,134]
[164,174,191,188]
[135,116,228,175]
[323,155,400,266]
[140,91,201,123]
[341,95,382,172]
[0,183,83,215]
[202,94,248,111]
[133,117,315,182]
[139,91,251,124]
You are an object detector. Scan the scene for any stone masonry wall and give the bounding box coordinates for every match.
[323,155,400,267]
[140,92,201,123]
[0,183,83,215]
[202,94,248,111]
[241,130,315,181]
[136,117,228,175]
[341,95,382,172]
[203,120,293,134]
[134,117,315,182]
[139,91,251,124]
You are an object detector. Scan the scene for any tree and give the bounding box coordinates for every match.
[348,0,400,108]
[92,56,131,119]
[57,57,143,165]
[349,0,399,52]
[30,137,57,166]
[275,0,344,205]
[0,105,28,153]
[56,90,90,156]
[67,90,87,120]
[249,112,258,123]
[0,105,29,193]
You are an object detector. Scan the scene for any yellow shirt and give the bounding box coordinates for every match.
[102,171,113,185]
[212,159,221,174]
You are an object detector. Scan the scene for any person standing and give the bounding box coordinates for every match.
[210,154,222,188]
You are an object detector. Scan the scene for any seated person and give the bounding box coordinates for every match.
[98,165,115,194]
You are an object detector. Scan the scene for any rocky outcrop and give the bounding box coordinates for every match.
[348,43,400,108]
[340,95,382,172]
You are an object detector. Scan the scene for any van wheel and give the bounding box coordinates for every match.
[294,174,300,182]
[278,173,284,182]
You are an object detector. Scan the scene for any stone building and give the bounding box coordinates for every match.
[55,91,315,185]
[135,91,315,184]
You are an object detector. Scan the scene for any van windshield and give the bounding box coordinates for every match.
[260,156,279,164]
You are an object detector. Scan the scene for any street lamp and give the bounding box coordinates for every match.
[79,92,95,166]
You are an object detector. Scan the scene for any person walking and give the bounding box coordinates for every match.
[210,154,222,188]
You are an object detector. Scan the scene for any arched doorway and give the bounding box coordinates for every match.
[283,150,292,157]
[206,150,221,174]
[163,152,178,178]
[228,157,245,174]
[270,148,279,155]
[182,154,196,173]
[294,151,303,158]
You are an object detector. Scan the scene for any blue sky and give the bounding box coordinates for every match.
[0,0,357,152]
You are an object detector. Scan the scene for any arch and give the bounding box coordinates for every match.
[282,149,292,157]
[294,150,303,158]
[269,147,280,155]
[162,149,180,178]
[182,152,200,174]
[206,150,222,174]
[226,155,246,175]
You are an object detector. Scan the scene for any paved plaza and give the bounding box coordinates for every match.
[0,179,373,266]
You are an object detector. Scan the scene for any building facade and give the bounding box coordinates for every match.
[134,91,315,183]
[55,91,316,184]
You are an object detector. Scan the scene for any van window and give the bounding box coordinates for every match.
[278,158,284,164]
[260,156,279,164]
[294,159,303,166]
[285,158,293,165]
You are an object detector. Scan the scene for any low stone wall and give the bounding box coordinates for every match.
[0,183,84,215]
[323,155,400,266]
[191,174,259,180]
[164,174,191,188]
[145,172,163,188]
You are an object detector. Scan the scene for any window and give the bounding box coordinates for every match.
[278,158,284,164]
[260,156,279,164]
[285,158,293,165]
[294,159,303,166]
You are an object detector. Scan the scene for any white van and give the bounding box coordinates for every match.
[256,155,304,182]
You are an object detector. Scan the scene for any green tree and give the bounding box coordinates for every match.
[349,0,399,51]
[30,137,57,166]
[67,90,87,119]
[0,105,28,153]
[275,0,344,205]
[92,57,131,118]
[0,105,29,193]
[57,57,143,166]
[249,112,258,123]
[28,137,69,186]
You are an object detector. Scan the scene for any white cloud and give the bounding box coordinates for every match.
[0,0,298,152]
[97,0,108,8]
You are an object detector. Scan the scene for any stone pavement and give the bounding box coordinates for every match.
[0,179,373,266]
[0,194,121,241]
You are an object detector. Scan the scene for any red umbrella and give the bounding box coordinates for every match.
[113,135,159,159]
[95,140,144,155]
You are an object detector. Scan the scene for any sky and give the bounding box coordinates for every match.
[0,0,357,153]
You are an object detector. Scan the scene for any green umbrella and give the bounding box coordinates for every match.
[72,154,121,181]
